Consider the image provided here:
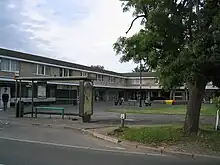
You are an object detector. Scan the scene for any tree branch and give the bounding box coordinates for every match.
[126,15,146,34]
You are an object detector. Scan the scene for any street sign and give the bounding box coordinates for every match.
[120,113,126,119]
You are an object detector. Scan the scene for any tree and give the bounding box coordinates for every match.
[132,64,151,72]
[113,0,220,135]
[91,65,104,70]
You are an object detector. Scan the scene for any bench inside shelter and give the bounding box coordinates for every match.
[35,106,65,119]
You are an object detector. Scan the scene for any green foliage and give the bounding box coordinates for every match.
[106,104,216,116]
[110,125,220,151]
[121,126,184,145]
[113,0,220,89]
[213,96,220,109]
[90,65,104,70]
[132,63,151,72]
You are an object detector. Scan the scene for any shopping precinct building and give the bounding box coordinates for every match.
[0,48,218,107]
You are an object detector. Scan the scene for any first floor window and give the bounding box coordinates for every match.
[37,64,45,75]
[109,76,115,83]
[60,68,63,77]
[64,69,69,76]
[45,66,51,75]
[1,59,10,71]
[96,74,104,81]
[132,79,140,84]
[69,70,73,76]
[0,58,19,72]
[11,60,19,72]
[81,72,88,76]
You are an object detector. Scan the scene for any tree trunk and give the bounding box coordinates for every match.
[184,81,206,135]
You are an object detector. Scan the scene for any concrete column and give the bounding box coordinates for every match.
[133,92,136,99]
[169,90,172,100]
[185,90,188,101]
[172,91,176,100]
[104,90,109,101]
[148,91,150,99]
[124,91,128,101]
[158,91,161,97]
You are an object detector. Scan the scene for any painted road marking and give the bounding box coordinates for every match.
[125,119,135,121]
[105,145,125,150]
[0,136,166,157]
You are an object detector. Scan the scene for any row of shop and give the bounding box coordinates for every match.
[0,80,219,108]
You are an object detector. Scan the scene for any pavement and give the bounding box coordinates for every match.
[0,123,125,150]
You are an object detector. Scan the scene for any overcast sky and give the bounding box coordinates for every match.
[0,0,142,73]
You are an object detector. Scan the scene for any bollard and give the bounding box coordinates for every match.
[215,109,220,130]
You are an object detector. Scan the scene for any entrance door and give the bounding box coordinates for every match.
[0,87,11,108]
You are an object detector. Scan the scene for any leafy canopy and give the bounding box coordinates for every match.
[132,63,152,72]
[114,0,220,89]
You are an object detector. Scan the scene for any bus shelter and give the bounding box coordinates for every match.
[15,76,95,122]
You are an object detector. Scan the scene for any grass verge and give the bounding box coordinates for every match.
[106,104,217,116]
[108,124,220,154]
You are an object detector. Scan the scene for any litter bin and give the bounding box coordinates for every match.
[16,100,24,118]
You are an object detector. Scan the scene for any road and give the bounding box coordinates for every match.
[0,138,220,165]
[0,103,218,165]
[0,121,220,165]
[4,102,214,126]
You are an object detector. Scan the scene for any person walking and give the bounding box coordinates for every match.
[2,88,9,112]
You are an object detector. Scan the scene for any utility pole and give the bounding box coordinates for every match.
[139,60,142,107]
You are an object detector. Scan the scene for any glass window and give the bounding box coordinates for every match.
[45,66,51,75]
[59,68,63,77]
[97,74,103,81]
[120,78,125,84]
[89,73,96,78]
[64,69,68,77]
[109,76,115,83]
[81,72,88,76]
[69,70,73,76]
[132,79,140,84]
[11,60,19,72]
[37,64,45,75]
[28,88,32,97]
[1,59,10,71]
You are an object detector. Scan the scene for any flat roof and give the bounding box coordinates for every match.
[16,76,96,81]
[0,48,122,76]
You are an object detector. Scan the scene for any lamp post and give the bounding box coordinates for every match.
[139,60,142,107]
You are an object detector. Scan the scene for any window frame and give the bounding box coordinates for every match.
[0,58,19,73]
[37,64,46,75]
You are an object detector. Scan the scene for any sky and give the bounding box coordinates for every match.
[0,0,142,73]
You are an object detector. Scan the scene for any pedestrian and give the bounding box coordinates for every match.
[2,88,9,112]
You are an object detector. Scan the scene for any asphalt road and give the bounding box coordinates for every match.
[6,102,213,126]
[0,139,220,165]
[0,114,220,165]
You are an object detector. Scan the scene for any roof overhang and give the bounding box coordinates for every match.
[15,76,96,81]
